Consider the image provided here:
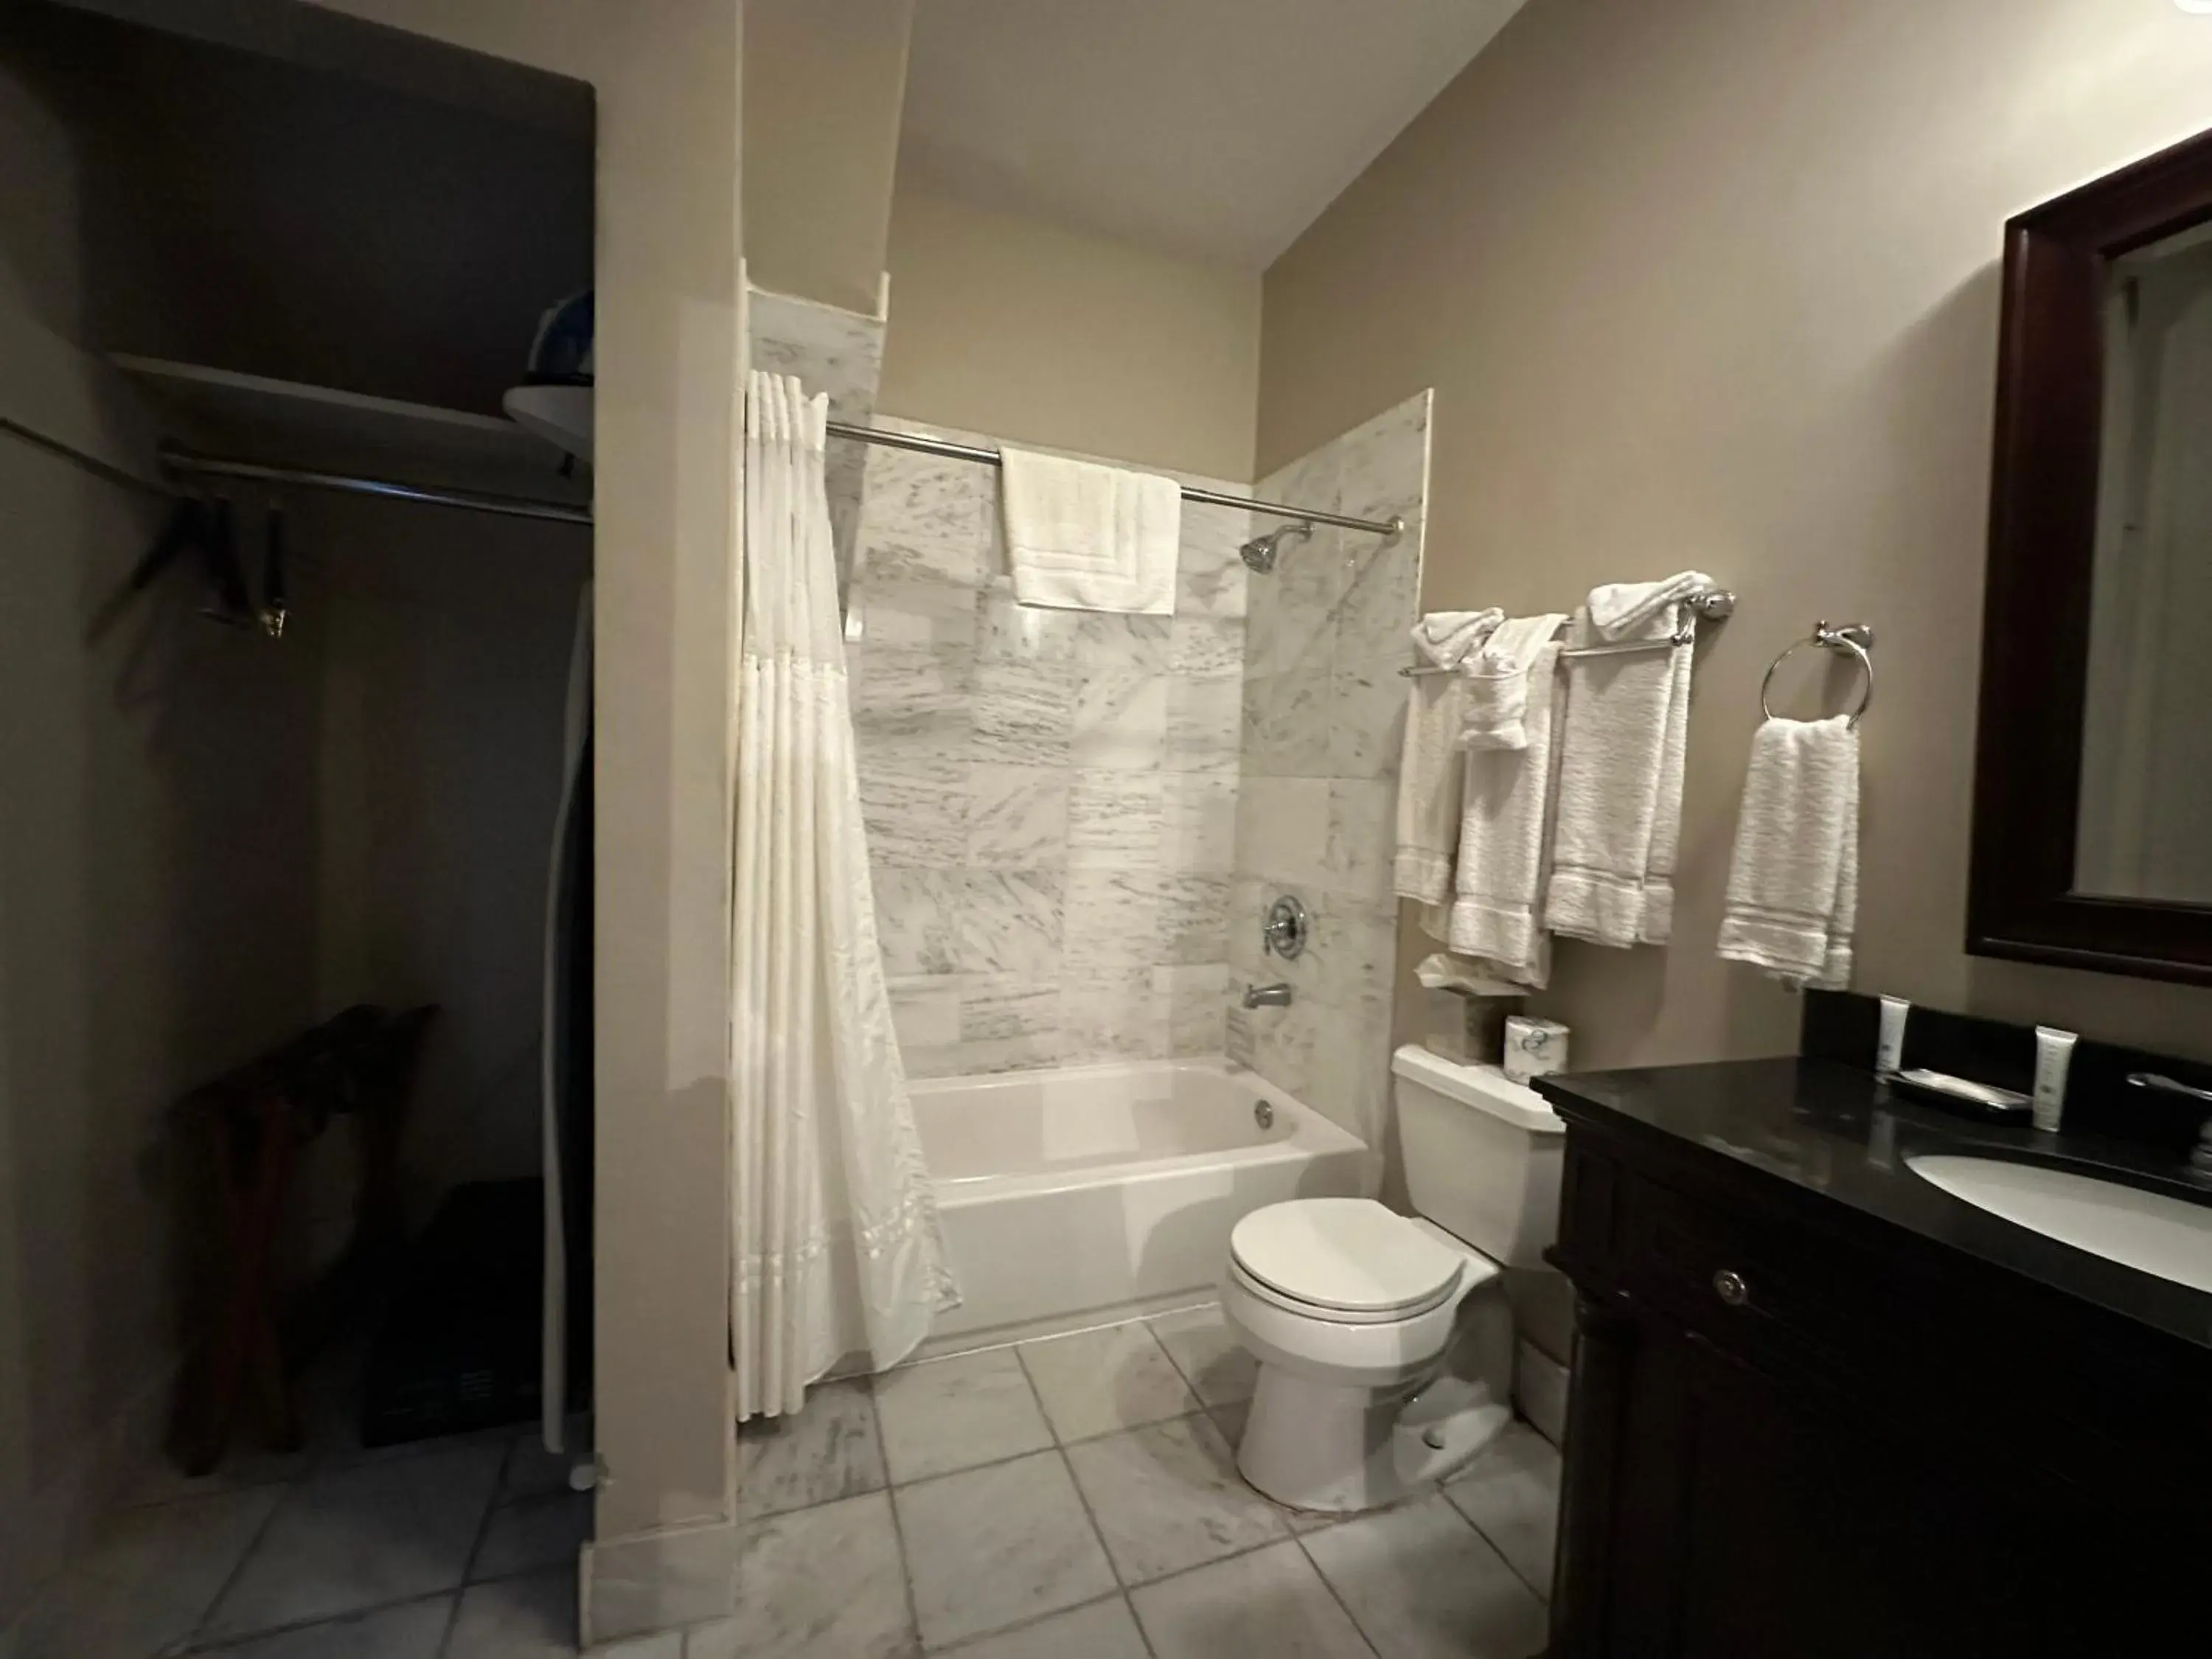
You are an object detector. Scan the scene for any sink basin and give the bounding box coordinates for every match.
[1907,1155,2212,1294]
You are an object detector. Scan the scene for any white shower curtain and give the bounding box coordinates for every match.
[730,372,956,1419]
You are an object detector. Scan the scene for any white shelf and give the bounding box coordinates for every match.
[110,355,589,501]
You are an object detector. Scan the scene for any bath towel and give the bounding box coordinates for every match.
[1447,641,1565,988]
[1001,446,1179,615]
[1410,609,1504,671]
[1545,580,1701,947]
[1461,613,1568,751]
[1718,715,1859,990]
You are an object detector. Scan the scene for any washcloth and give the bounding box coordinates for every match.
[1394,670,1470,906]
[1718,716,1859,990]
[1587,569,1714,640]
[1461,613,1568,751]
[1001,446,1180,614]
[1410,609,1504,671]
[1545,592,1697,947]
[1447,641,1565,988]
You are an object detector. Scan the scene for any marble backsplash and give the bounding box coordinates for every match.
[852,417,1253,1078]
[747,284,886,597]
[1229,392,1433,1148]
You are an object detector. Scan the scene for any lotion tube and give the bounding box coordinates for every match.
[1876,998,1910,1078]
[2032,1027,2076,1133]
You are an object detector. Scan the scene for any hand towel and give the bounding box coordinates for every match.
[1411,609,1504,671]
[1545,594,1696,947]
[1461,613,1568,751]
[1394,671,1470,906]
[1447,641,1565,988]
[1718,716,1859,990]
[1001,446,1180,615]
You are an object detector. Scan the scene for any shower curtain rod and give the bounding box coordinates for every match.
[823,418,1405,538]
[161,448,594,526]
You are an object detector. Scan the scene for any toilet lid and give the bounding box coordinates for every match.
[1229,1199,1464,1316]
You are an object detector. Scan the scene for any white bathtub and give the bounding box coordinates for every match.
[912,1058,1377,1349]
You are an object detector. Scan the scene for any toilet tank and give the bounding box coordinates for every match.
[1391,1045,1565,1267]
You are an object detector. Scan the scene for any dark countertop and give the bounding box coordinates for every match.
[1534,1057,2212,1353]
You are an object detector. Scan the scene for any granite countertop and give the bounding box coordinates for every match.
[1533,1057,2212,1353]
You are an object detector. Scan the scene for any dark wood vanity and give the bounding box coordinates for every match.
[1534,1055,2211,1659]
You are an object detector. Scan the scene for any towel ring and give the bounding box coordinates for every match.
[1759,621,1874,728]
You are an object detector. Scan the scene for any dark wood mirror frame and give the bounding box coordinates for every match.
[1971,124,2212,986]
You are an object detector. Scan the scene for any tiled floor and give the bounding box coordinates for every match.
[0,1357,606,1659]
[5,1305,1560,1659]
[697,1303,1559,1659]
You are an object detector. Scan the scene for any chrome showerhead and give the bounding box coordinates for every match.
[1239,519,1314,574]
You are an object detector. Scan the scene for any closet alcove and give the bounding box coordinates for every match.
[1,0,596,1474]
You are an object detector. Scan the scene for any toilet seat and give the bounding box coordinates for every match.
[1228,1199,1466,1325]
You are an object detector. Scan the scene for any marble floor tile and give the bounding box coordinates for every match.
[894,1452,1116,1649]
[1128,1541,1371,1659]
[443,1565,577,1659]
[1147,1304,1260,1408]
[1018,1324,1200,1444]
[734,1377,886,1523]
[471,1492,593,1582]
[2,1485,279,1659]
[198,1593,455,1658]
[202,1441,502,1639]
[1064,1415,1287,1583]
[931,1595,1148,1659]
[499,1423,591,1502]
[114,1442,310,1509]
[1302,1493,1548,1659]
[966,765,1071,868]
[709,1491,913,1659]
[873,1348,1053,1484]
[1442,1423,1562,1598]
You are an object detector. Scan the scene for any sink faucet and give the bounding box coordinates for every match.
[1243,982,1293,1009]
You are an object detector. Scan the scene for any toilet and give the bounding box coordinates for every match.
[1222,1044,1565,1513]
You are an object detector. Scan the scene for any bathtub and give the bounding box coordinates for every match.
[912,1058,1377,1350]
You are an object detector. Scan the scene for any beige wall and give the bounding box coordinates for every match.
[742,0,911,315]
[1262,0,2212,1070]
[1,36,322,1621]
[300,3,742,1629]
[881,183,1262,480]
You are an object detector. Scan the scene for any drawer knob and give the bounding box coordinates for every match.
[1712,1269,1750,1307]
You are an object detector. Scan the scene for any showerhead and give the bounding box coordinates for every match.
[1239,519,1314,574]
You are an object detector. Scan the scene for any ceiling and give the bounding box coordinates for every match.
[898,0,1530,271]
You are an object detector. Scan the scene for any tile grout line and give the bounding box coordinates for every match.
[867,1382,931,1656]
[437,1460,508,1658]
[182,1471,293,1649]
[1289,1530,1386,1659]
[181,1590,456,1656]
[920,1590,1128,1658]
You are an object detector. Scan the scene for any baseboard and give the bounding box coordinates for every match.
[580,1513,737,1647]
[1514,1337,1570,1448]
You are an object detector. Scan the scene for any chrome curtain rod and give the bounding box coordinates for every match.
[1398,589,1738,676]
[162,448,592,526]
[823,418,1404,538]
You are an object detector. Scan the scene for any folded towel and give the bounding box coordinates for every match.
[1461,613,1568,751]
[1719,716,1859,990]
[1447,641,1564,988]
[1001,447,1179,615]
[1545,598,1695,947]
[1394,672,1469,906]
[1587,569,1714,640]
[1411,609,1504,670]
[1416,952,1527,999]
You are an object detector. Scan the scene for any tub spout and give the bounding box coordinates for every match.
[1243,982,1293,1009]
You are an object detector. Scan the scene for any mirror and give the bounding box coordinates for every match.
[1972,124,2212,984]
[2075,223,2212,905]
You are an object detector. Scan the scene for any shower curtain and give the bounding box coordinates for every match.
[730,371,956,1419]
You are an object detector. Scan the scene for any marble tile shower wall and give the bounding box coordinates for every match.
[853,417,1253,1077]
[747,284,886,592]
[1230,392,1433,1149]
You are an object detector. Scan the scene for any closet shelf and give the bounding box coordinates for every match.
[110,355,591,504]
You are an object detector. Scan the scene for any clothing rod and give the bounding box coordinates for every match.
[162,448,593,526]
[1,413,169,497]
[821,418,1404,538]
